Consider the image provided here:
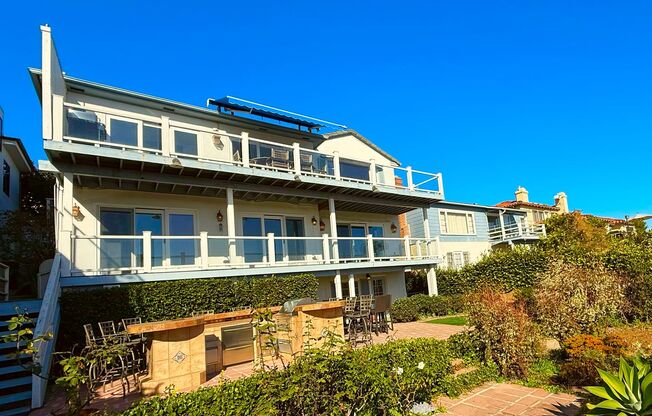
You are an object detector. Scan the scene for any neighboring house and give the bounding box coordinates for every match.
[0,106,34,212]
[404,200,544,270]
[31,26,446,303]
[496,186,569,223]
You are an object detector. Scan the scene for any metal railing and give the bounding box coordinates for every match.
[60,105,443,196]
[68,233,439,275]
[488,222,546,242]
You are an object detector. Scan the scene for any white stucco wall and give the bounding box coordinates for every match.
[0,145,21,212]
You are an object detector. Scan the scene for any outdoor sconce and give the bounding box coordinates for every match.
[319,219,326,232]
[311,216,318,226]
[216,210,224,232]
[390,223,398,233]
[72,204,83,221]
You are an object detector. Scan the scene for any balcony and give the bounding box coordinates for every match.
[65,233,440,285]
[56,105,443,197]
[488,222,546,244]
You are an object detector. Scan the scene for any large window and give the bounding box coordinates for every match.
[2,161,9,196]
[168,213,196,266]
[174,130,198,155]
[439,210,475,235]
[339,160,370,181]
[143,125,162,150]
[446,251,471,270]
[109,119,138,146]
[66,108,105,141]
[99,209,133,269]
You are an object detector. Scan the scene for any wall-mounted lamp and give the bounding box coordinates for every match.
[390,223,398,233]
[319,219,326,232]
[216,210,224,223]
[72,204,83,221]
[311,216,318,226]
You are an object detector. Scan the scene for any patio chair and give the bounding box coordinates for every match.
[300,153,313,173]
[270,148,290,169]
[83,324,102,351]
[98,320,118,339]
[344,297,372,347]
[371,294,393,334]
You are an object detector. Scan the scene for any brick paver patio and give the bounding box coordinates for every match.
[435,383,583,415]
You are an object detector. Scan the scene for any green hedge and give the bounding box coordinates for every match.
[121,337,497,415]
[390,294,465,323]
[59,274,317,351]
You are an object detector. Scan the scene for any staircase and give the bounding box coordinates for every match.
[0,300,42,416]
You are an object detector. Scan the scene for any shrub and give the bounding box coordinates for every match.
[466,287,542,378]
[390,294,465,323]
[122,338,457,415]
[534,262,625,340]
[605,325,652,357]
[558,334,624,386]
[59,274,317,351]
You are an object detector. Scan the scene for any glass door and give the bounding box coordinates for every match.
[264,217,284,263]
[285,218,305,261]
[337,224,352,259]
[99,209,133,269]
[351,225,367,259]
[135,210,164,267]
[368,225,384,258]
[168,213,196,266]
[243,217,263,263]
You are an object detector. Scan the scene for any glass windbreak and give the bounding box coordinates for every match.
[174,131,198,155]
[337,224,351,259]
[368,226,384,257]
[243,217,264,263]
[285,218,306,261]
[351,226,367,258]
[143,125,162,150]
[134,212,163,267]
[169,214,195,266]
[66,108,105,141]
[109,119,138,146]
[340,160,370,181]
[100,209,133,269]
[264,218,284,262]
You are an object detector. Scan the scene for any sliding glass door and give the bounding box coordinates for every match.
[134,210,164,267]
[285,218,306,261]
[243,217,264,263]
[100,209,133,269]
[168,213,196,266]
[337,224,368,259]
[264,217,284,263]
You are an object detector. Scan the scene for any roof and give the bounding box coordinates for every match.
[0,136,34,173]
[434,200,527,214]
[496,200,560,211]
[323,129,400,166]
[582,214,626,225]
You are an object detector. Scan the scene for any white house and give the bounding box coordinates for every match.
[31,26,446,302]
[0,106,34,212]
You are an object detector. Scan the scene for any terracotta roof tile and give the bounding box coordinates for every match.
[495,200,560,210]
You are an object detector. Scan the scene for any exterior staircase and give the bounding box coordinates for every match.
[0,300,43,416]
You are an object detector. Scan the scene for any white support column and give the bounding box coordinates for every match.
[142,231,152,272]
[267,233,276,266]
[333,151,341,180]
[427,266,439,296]
[226,188,237,262]
[241,132,250,167]
[59,173,74,276]
[161,116,170,157]
[369,159,377,185]
[517,218,523,236]
[366,234,375,261]
[322,233,331,264]
[329,198,339,262]
[404,236,411,260]
[422,207,432,256]
[200,232,208,269]
[499,213,507,240]
[435,236,442,257]
[348,273,356,297]
[406,166,414,190]
[437,173,445,198]
[334,271,343,299]
[292,142,301,176]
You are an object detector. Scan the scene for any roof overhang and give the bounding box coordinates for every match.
[434,200,527,215]
[1,137,34,172]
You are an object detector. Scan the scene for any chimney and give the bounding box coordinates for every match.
[515,186,529,202]
[554,192,569,213]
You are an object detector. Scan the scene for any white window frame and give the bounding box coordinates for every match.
[439,209,477,236]
[171,127,201,157]
[446,251,471,270]
[106,114,143,149]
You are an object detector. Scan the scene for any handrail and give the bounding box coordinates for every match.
[32,253,62,408]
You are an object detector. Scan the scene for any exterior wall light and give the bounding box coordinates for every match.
[216,210,224,223]
[311,216,318,226]
[72,204,83,220]
[390,223,398,233]
[319,219,326,232]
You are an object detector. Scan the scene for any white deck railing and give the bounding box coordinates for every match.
[488,222,546,243]
[60,105,444,196]
[68,233,439,276]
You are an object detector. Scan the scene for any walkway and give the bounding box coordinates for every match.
[435,383,582,416]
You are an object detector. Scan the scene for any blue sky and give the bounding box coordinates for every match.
[1,1,651,218]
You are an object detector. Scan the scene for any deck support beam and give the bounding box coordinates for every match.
[334,271,343,299]
[226,188,237,262]
[427,266,438,296]
[329,198,339,262]
[348,273,356,298]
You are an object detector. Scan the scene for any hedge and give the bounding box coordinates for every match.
[121,337,498,415]
[390,294,465,323]
[59,274,317,351]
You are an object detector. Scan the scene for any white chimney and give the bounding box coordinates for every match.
[515,186,529,202]
[554,192,569,213]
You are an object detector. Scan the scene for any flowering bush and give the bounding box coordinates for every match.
[558,333,626,386]
[466,287,543,378]
[534,261,625,340]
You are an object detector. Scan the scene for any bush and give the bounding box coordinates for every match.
[390,294,465,323]
[558,334,623,386]
[59,274,317,351]
[534,262,625,340]
[122,338,457,415]
[466,287,542,378]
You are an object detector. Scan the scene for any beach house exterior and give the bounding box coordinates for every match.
[404,201,545,269]
[0,107,34,212]
[31,26,446,302]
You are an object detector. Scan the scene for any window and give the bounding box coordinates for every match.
[532,210,548,223]
[99,209,133,269]
[446,251,471,270]
[109,119,138,146]
[439,210,475,235]
[373,279,385,296]
[143,125,162,150]
[66,108,105,140]
[174,130,198,155]
[168,213,196,266]
[339,160,370,181]
[2,161,9,196]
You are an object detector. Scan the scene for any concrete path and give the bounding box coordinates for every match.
[435,383,583,415]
